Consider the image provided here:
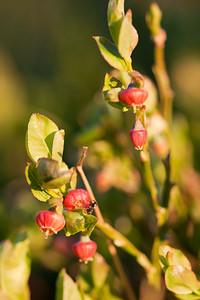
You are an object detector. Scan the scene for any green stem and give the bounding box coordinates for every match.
[96,222,155,277]
[152,32,174,124]
[141,146,159,211]
[162,152,174,208]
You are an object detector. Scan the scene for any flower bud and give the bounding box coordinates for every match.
[130,120,147,150]
[72,238,97,263]
[119,86,148,107]
[64,189,90,211]
[36,211,65,239]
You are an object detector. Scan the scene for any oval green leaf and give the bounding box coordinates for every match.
[0,237,31,300]
[159,245,192,271]
[25,113,59,163]
[166,249,191,270]
[107,0,124,45]
[118,10,138,61]
[52,129,65,164]
[108,0,124,25]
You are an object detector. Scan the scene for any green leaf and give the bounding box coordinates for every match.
[166,250,191,270]
[175,293,200,300]
[165,265,199,295]
[117,9,138,61]
[100,285,122,300]
[84,214,98,236]
[69,167,77,190]
[64,209,97,237]
[64,210,85,237]
[107,0,124,45]
[25,113,59,163]
[25,163,51,202]
[81,295,93,300]
[159,245,192,271]
[93,36,127,71]
[37,158,71,189]
[108,0,124,25]
[56,269,81,300]
[52,129,65,164]
[91,253,109,288]
[0,236,31,300]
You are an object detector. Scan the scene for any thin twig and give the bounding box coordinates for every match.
[141,144,159,211]
[107,240,137,300]
[76,164,105,224]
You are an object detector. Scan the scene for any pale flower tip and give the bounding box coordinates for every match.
[44,230,49,239]
[135,146,143,150]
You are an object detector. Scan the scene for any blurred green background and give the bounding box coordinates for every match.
[0,0,200,299]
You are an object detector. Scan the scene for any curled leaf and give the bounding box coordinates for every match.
[37,158,71,189]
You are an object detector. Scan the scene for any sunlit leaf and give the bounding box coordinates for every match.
[118,10,138,61]
[62,167,78,194]
[166,249,191,270]
[0,235,31,300]
[165,265,199,295]
[175,293,200,300]
[0,291,12,300]
[107,0,124,45]
[25,163,50,202]
[108,0,124,25]
[93,36,127,71]
[52,129,65,164]
[56,269,81,300]
[26,113,59,163]
[159,245,191,271]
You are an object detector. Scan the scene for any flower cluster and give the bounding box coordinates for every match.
[25,114,98,263]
